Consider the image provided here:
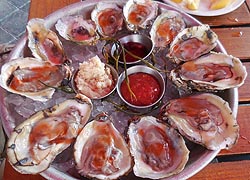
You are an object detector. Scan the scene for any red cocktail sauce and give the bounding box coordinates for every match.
[119,42,148,62]
[120,72,161,106]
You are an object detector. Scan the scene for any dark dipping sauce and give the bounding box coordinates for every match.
[120,72,161,106]
[119,42,148,62]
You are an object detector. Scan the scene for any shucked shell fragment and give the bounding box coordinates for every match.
[91,2,124,37]
[160,93,239,150]
[128,116,189,179]
[7,94,92,174]
[123,0,158,31]
[74,113,132,180]
[170,52,248,91]
[150,10,186,48]
[0,57,66,102]
[168,24,218,64]
[27,18,67,65]
[55,15,99,45]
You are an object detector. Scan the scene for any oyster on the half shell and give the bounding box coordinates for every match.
[27,18,67,65]
[74,113,132,180]
[7,94,92,174]
[0,57,67,102]
[150,10,186,48]
[128,116,189,179]
[123,0,158,31]
[160,93,239,150]
[91,2,124,37]
[55,15,99,45]
[168,24,218,64]
[169,51,247,91]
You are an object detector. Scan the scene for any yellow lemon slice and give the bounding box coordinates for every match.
[171,0,183,3]
[210,0,233,10]
[186,0,200,10]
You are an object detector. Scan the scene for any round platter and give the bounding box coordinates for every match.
[162,0,245,16]
[0,0,238,179]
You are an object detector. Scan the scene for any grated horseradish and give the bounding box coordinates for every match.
[75,55,114,99]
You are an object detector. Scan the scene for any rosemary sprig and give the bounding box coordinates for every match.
[120,41,137,100]
[123,48,169,74]
[102,37,137,100]
[101,36,170,101]
[39,80,75,93]
[114,42,120,71]
[101,37,120,71]
[102,36,170,74]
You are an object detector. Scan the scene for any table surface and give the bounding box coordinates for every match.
[3,0,250,179]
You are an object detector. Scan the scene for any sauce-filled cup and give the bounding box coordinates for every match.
[111,34,154,65]
[117,65,165,109]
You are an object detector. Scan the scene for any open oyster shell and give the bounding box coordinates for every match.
[27,18,67,65]
[123,0,158,31]
[169,51,248,91]
[168,24,218,64]
[160,93,239,150]
[128,116,189,179]
[91,2,124,37]
[0,57,67,102]
[150,10,186,48]
[55,15,99,45]
[6,94,92,174]
[74,113,132,179]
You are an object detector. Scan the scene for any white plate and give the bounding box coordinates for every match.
[162,0,245,16]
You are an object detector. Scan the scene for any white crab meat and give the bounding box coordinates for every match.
[170,51,247,91]
[160,93,239,150]
[74,113,132,180]
[0,57,67,102]
[7,94,92,174]
[150,10,186,48]
[168,24,218,64]
[27,18,67,65]
[128,116,189,179]
[55,15,99,45]
[123,0,158,31]
[91,2,124,37]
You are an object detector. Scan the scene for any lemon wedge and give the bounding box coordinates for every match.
[186,0,200,10]
[171,0,183,3]
[210,0,233,10]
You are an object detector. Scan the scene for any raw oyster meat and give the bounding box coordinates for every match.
[7,94,92,174]
[27,18,67,65]
[150,10,186,48]
[55,15,99,45]
[168,24,218,64]
[74,113,132,179]
[170,52,247,91]
[0,57,67,102]
[128,116,189,179]
[160,93,239,150]
[123,0,158,31]
[91,2,124,37]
